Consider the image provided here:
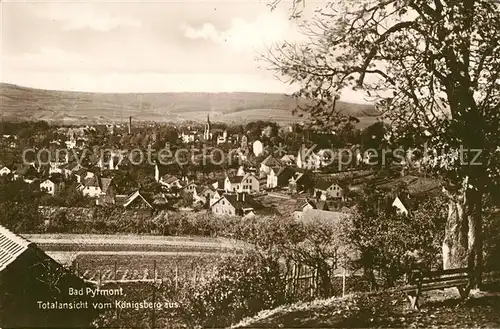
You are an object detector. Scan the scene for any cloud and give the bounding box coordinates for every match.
[182,11,303,51]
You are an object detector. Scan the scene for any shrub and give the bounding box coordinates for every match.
[177,252,287,328]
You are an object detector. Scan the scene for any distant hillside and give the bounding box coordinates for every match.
[0,83,378,125]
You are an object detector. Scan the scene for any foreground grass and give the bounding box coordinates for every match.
[232,289,500,328]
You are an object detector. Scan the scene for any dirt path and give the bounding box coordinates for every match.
[24,233,246,249]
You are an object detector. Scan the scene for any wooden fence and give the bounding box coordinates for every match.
[73,259,362,302]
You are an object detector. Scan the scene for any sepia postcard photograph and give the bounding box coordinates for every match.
[0,0,499,328]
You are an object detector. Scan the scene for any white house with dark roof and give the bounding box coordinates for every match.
[40,177,65,196]
[259,154,281,176]
[267,167,299,189]
[0,165,12,176]
[314,180,345,200]
[211,192,263,217]
[224,173,260,193]
[193,185,216,206]
[80,175,116,204]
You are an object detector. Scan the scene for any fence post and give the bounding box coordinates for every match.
[342,266,346,297]
[175,265,178,291]
[75,261,79,276]
[309,268,314,298]
[114,261,117,281]
[153,260,157,281]
[98,269,102,287]
[151,281,156,329]
[314,268,318,297]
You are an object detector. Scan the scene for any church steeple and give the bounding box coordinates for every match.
[204,113,211,141]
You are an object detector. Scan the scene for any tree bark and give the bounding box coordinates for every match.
[442,192,468,269]
[442,178,483,288]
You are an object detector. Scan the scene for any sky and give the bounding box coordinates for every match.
[1,0,369,103]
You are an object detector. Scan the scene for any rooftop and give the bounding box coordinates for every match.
[0,225,32,273]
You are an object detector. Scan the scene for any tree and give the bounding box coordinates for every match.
[348,185,447,288]
[266,0,499,286]
[234,216,344,298]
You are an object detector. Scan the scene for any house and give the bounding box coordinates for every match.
[81,176,101,198]
[0,225,106,328]
[154,163,183,184]
[216,130,228,145]
[159,174,182,189]
[296,146,334,170]
[293,196,350,221]
[224,173,260,193]
[280,154,296,166]
[240,135,248,149]
[74,170,93,184]
[314,180,345,200]
[81,176,116,204]
[40,177,65,196]
[259,154,281,177]
[96,177,117,205]
[288,171,313,194]
[296,145,317,169]
[65,136,77,149]
[292,198,330,219]
[152,192,169,209]
[236,165,246,176]
[392,196,409,216]
[211,178,226,190]
[266,167,299,189]
[180,131,197,143]
[97,152,124,171]
[182,182,198,194]
[61,162,85,178]
[210,189,225,207]
[0,165,12,176]
[193,186,216,206]
[293,198,317,218]
[211,192,264,217]
[122,190,154,210]
[48,161,66,175]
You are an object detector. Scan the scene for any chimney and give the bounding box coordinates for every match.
[128,116,132,134]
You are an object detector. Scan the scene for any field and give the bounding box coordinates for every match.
[0,83,378,124]
[28,234,244,283]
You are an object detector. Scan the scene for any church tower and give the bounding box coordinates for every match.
[204,113,211,141]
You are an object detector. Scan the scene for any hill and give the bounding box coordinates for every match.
[0,83,378,125]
